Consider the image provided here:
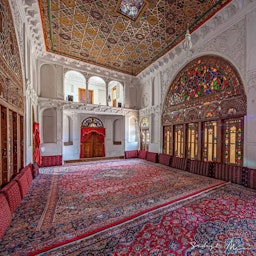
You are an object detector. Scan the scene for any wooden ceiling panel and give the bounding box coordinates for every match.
[39,0,231,75]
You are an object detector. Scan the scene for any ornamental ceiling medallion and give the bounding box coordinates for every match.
[115,0,149,21]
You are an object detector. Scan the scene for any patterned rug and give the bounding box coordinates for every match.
[38,183,256,256]
[0,159,233,255]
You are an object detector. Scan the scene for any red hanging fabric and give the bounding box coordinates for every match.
[33,123,42,165]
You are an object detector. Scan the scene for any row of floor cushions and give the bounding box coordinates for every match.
[124,151,256,190]
[0,163,36,239]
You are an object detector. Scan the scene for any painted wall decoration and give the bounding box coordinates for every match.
[0,0,23,110]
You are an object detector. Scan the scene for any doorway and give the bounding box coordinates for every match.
[81,132,104,158]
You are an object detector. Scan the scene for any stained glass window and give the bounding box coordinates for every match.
[140,117,149,129]
[81,117,103,127]
[202,121,217,162]
[162,55,246,165]
[187,123,198,160]
[140,117,149,151]
[174,124,184,157]
[169,61,231,105]
[163,126,172,155]
[223,118,243,165]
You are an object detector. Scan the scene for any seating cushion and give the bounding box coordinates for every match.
[0,193,12,239]
[146,152,158,163]
[243,167,256,189]
[21,163,33,185]
[138,150,147,159]
[32,162,40,178]
[171,157,188,171]
[0,180,22,213]
[158,154,172,166]
[124,150,138,159]
[14,172,30,198]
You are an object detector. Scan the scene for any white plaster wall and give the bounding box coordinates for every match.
[244,7,256,167]
[62,113,127,160]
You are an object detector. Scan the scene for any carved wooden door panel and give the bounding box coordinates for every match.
[82,133,103,158]
[82,135,94,158]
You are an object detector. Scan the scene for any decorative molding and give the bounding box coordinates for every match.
[196,18,246,78]
[26,82,38,105]
[139,104,162,116]
[38,97,138,116]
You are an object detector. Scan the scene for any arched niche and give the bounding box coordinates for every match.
[108,80,124,108]
[63,114,73,146]
[40,64,56,98]
[128,116,137,143]
[113,119,122,144]
[42,108,57,143]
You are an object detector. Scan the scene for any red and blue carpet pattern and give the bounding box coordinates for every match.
[0,159,254,255]
[39,184,256,256]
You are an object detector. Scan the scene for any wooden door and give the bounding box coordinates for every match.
[82,133,103,158]
[78,88,86,103]
[78,88,94,104]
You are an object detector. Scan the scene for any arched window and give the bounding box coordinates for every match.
[108,81,124,107]
[64,70,85,103]
[88,76,106,105]
[162,55,246,165]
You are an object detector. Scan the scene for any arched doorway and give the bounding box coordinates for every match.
[80,117,105,158]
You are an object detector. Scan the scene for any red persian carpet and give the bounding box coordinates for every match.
[0,159,254,256]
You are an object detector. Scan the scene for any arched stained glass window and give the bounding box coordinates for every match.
[162,55,246,165]
[81,117,103,127]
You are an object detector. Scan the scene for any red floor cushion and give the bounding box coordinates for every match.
[14,172,30,198]
[138,150,147,159]
[158,153,172,166]
[0,180,22,213]
[21,163,33,186]
[124,150,138,159]
[146,152,158,163]
[0,193,12,239]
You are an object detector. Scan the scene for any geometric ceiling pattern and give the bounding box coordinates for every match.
[39,0,231,76]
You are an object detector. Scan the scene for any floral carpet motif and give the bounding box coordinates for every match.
[0,159,229,255]
[38,184,256,256]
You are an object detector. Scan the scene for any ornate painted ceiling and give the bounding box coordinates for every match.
[39,0,231,76]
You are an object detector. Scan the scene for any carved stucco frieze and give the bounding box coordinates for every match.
[26,82,38,105]
[139,104,162,117]
[247,71,256,106]
[38,97,138,116]
[196,19,246,78]
[9,0,24,69]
